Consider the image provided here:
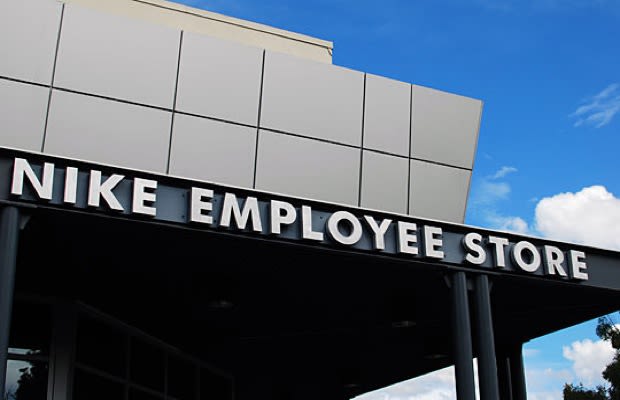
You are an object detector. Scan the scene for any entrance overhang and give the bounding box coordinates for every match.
[2,147,620,399]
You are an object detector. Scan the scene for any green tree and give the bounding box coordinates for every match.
[597,315,620,400]
[564,383,608,400]
[564,314,620,400]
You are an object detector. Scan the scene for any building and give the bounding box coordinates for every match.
[1,1,620,399]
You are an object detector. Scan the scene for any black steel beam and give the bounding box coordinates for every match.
[474,274,500,399]
[451,271,476,400]
[0,206,20,397]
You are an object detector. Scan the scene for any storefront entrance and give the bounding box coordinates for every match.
[6,296,233,400]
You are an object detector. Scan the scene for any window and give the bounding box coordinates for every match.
[72,308,232,400]
[5,300,52,400]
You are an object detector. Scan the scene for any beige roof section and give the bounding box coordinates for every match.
[61,0,334,63]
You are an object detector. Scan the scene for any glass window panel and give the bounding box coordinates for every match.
[129,338,164,391]
[200,368,233,400]
[8,302,51,356]
[128,387,164,400]
[72,368,124,400]
[4,359,48,400]
[76,315,127,377]
[168,356,195,400]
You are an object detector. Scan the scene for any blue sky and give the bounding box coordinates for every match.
[177,0,620,398]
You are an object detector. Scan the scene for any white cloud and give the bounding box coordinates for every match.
[524,348,541,358]
[354,362,481,400]
[486,213,530,234]
[534,185,620,250]
[528,391,564,400]
[572,83,620,128]
[354,366,457,400]
[355,359,576,400]
[469,166,530,234]
[477,181,511,203]
[471,166,517,205]
[563,338,615,386]
[491,166,518,179]
[525,367,574,400]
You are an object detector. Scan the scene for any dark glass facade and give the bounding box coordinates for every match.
[5,298,233,400]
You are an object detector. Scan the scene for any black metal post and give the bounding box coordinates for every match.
[473,274,500,400]
[0,206,20,397]
[451,271,476,400]
[510,345,527,400]
[497,354,513,400]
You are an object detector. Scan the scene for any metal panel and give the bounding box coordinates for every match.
[175,32,263,126]
[411,85,482,169]
[0,80,48,151]
[54,4,180,108]
[255,131,360,206]
[360,151,408,214]
[169,114,256,187]
[409,159,471,223]
[260,51,364,146]
[363,74,410,157]
[44,90,171,173]
[0,0,62,84]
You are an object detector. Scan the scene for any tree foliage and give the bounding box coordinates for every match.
[564,314,620,400]
[564,383,609,400]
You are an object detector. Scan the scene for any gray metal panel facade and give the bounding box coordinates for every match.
[0,80,48,151]
[255,130,360,205]
[176,31,263,126]
[260,51,365,147]
[169,114,257,187]
[363,74,411,157]
[0,0,62,84]
[411,84,482,170]
[409,159,472,222]
[44,90,172,173]
[54,4,180,108]
[360,150,409,214]
[0,0,483,224]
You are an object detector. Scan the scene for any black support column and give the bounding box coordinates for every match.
[451,272,476,400]
[473,274,500,400]
[510,345,527,400]
[0,206,20,397]
[497,354,513,400]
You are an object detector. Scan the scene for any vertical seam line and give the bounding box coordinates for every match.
[252,50,266,189]
[407,84,413,215]
[41,3,65,152]
[462,101,484,224]
[357,73,367,207]
[166,30,184,174]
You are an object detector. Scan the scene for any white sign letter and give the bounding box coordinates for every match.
[511,241,541,273]
[363,216,391,250]
[488,236,509,268]
[302,206,324,241]
[327,211,362,245]
[220,193,263,232]
[88,171,124,211]
[190,187,213,224]
[423,225,444,259]
[132,178,157,216]
[270,200,296,234]
[463,232,486,265]
[568,250,588,281]
[64,167,78,204]
[397,221,418,255]
[543,246,567,277]
[11,158,54,200]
